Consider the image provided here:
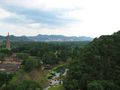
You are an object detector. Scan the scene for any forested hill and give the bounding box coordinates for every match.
[64,31,120,90]
[0,34,93,41]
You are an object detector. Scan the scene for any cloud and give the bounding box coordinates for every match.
[0,8,14,19]
[0,4,78,27]
[0,2,80,36]
[0,0,120,37]
[0,0,81,10]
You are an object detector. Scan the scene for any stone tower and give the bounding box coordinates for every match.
[6,32,11,50]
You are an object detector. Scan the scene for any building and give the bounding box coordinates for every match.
[6,33,11,50]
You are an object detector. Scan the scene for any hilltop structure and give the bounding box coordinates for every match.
[6,33,11,50]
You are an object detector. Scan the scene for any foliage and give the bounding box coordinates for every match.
[0,40,89,89]
[0,72,13,88]
[87,80,120,90]
[22,56,41,72]
[48,85,65,90]
[6,80,42,90]
[16,53,29,60]
[64,31,120,90]
[0,48,12,62]
[12,41,89,65]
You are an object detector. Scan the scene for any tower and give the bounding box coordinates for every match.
[6,32,11,50]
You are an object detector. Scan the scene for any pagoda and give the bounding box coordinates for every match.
[6,33,11,50]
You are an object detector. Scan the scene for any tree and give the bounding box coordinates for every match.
[22,57,41,72]
[0,53,6,63]
[6,80,42,90]
[0,72,13,89]
[64,31,120,90]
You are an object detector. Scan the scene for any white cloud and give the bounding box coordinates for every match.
[0,0,81,10]
[0,8,13,19]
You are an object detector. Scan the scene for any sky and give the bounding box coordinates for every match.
[0,0,120,37]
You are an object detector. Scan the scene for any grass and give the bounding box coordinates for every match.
[48,85,65,90]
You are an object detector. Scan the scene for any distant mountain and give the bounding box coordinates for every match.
[28,34,93,41]
[0,35,29,41]
[0,34,93,42]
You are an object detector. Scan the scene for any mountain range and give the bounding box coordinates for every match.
[0,34,93,42]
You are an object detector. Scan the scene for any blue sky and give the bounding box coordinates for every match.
[0,0,120,37]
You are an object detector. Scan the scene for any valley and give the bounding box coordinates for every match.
[0,31,120,90]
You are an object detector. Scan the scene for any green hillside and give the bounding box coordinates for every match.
[64,31,120,90]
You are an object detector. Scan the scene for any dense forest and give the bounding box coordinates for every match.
[11,41,89,66]
[0,41,89,90]
[63,31,120,90]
